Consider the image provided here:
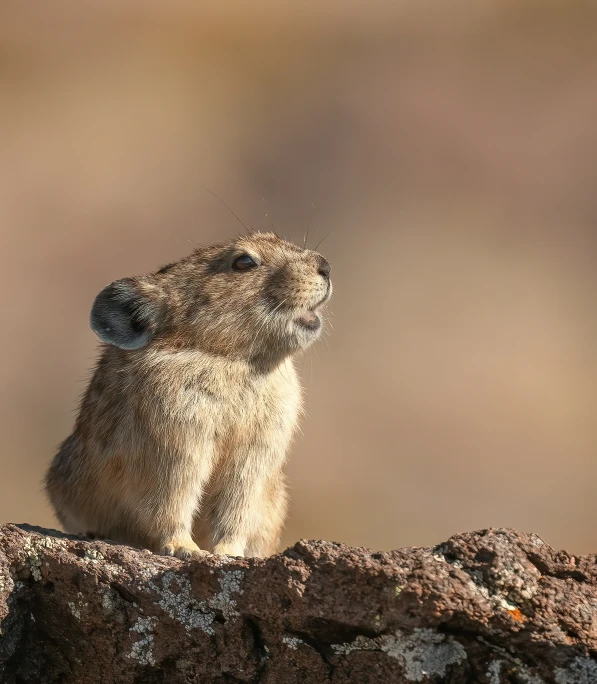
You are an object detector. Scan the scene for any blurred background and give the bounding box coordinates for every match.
[1,1,596,554]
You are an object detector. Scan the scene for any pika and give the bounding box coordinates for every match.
[45,232,331,559]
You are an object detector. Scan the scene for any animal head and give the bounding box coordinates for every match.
[90,232,332,364]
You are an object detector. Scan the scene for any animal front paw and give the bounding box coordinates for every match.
[160,538,209,560]
[213,541,245,557]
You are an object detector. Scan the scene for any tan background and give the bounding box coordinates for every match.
[1,2,596,554]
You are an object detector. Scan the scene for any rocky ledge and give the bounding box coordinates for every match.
[1,525,597,683]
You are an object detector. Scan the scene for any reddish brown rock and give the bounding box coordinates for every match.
[1,524,596,683]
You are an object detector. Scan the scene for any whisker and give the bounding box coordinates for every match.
[278,357,293,385]
[247,297,288,362]
[314,231,333,251]
[199,185,251,234]
[303,223,311,250]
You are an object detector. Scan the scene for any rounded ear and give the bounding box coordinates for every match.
[90,278,160,349]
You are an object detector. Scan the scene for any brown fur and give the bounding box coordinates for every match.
[45,232,331,558]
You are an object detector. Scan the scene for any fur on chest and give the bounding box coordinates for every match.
[130,349,301,432]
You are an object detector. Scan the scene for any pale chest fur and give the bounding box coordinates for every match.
[135,349,302,457]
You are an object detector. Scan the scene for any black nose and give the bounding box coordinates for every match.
[317,257,331,279]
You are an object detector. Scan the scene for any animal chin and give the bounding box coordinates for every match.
[295,310,322,331]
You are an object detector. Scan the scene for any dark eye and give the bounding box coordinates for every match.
[232,254,258,271]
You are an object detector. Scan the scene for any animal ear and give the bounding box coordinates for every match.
[90,278,161,349]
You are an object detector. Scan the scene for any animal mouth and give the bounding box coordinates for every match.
[295,288,330,331]
[296,309,322,331]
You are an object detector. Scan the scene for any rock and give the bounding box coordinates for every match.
[0,525,596,683]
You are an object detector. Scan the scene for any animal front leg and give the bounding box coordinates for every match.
[139,446,213,559]
[244,472,288,557]
[211,446,287,557]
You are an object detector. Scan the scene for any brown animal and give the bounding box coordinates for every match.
[45,232,332,558]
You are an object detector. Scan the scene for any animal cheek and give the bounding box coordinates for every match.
[297,277,318,291]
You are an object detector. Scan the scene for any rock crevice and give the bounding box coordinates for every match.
[1,524,596,683]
